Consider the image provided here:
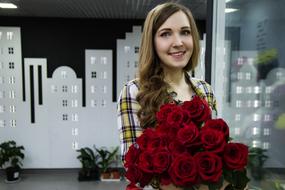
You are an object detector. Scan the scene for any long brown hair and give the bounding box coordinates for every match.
[136,2,201,129]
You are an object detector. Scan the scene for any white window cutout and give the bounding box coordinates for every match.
[91,56,96,64]
[9,76,15,84]
[264,114,271,121]
[101,57,107,65]
[124,46,130,53]
[72,100,78,107]
[235,114,241,121]
[51,85,57,93]
[0,31,2,40]
[71,85,78,93]
[72,128,79,136]
[253,114,260,121]
[263,128,270,136]
[263,142,270,150]
[72,114,78,122]
[236,100,242,108]
[61,71,67,79]
[7,32,13,40]
[72,141,79,150]
[252,127,260,135]
[9,105,16,113]
[234,127,240,135]
[10,120,16,127]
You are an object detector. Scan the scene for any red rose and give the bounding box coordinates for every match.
[223,143,248,170]
[156,103,176,124]
[157,123,180,141]
[147,133,168,151]
[160,172,172,186]
[138,149,154,173]
[136,128,155,150]
[169,153,198,186]
[152,148,171,174]
[200,128,226,154]
[194,152,223,183]
[177,122,200,147]
[166,106,186,127]
[125,165,153,188]
[126,183,143,190]
[125,165,143,184]
[168,140,187,156]
[182,96,211,125]
[124,144,140,168]
[203,119,230,140]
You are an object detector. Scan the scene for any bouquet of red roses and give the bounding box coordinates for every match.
[124,96,249,190]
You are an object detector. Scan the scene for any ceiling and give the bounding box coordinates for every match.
[0,0,207,20]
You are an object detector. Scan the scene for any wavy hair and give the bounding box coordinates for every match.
[136,2,201,129]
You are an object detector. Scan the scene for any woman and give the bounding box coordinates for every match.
[118,2,227,190]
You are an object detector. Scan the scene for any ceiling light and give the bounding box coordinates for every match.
[0,3,17,9]
[225,8,238,13]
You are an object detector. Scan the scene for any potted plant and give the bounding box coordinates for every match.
[248,147,268,180]
[76,146,100,181]
[95,146,119,180]
[0,140,25,182]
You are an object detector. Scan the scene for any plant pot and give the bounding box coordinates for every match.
[5,167,20,182]
[78,168,100,181]
[250,167,264,181]
[111,170,121,179]
[101,172,111,179]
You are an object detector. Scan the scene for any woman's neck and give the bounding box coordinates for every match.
[164,69,185,86]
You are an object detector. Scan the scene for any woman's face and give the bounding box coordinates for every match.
[154,10,193,72]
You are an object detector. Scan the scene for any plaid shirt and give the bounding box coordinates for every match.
[117,75,217,163]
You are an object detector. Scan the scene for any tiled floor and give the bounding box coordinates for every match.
[0,172,129,190]
[1,170,284,190]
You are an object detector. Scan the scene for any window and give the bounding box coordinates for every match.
[72,141,78,150]
[62,114,68,121]
[91,71,96,78]
[71,85,78,93]
[91,56,96,64]
[0,77,4,84]
[72,114,78,121]
[72,128,78,136]
[9,76,15,84]
[7,32,13,40]
[91,85,96,93]
[9,62,14,69]
[90,99,97,107]
[71,100,78,107]
[101,57,107,65]
[9,105,16,113]
[8,47,14,54]
[61,71,67,79]
[62,85,68,92]
[134,46,139,53]
[10,120,16,127]
[62,100,68,107]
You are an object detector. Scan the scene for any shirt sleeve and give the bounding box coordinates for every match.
[117,81,142,164]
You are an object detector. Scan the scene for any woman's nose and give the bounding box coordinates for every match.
[172,34,183,47]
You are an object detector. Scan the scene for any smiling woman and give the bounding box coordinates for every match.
[117,2,222,190]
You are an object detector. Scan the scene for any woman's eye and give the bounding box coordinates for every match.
[160,32,171,37]
[181,30,191,35]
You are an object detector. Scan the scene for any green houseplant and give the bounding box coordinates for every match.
[95,146,119,179]
[248,147,268,180]
[0,140,25,182]
[76,147,100,181]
